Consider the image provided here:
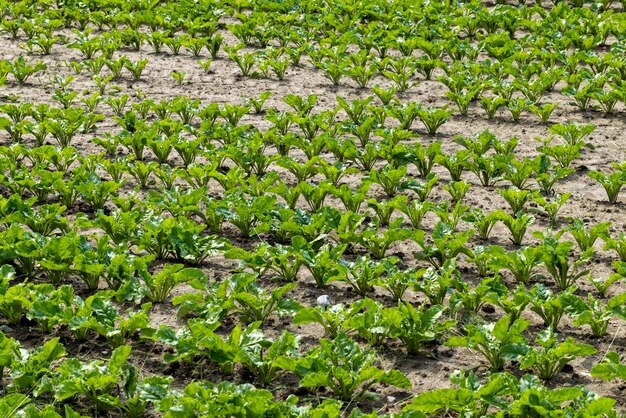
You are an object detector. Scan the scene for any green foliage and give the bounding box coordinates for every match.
[462,208,500,240]
[447,315,530,371]
[549,122,596,146]
[604,232,626,262]
[588,169,626,203]
[562,292,626,338]
[533,192,571,228]
[227,273,301,324]
[9,56,46,84]
[407,370,517,417]
[525,284,572,330]
[294,332,411,401]
[388,303,455,355]
[343,298,399,347]
[416,105,453,135]
[412,259,460,305]
[414,222,473,269]
[565,218,611,252]
[592,352,626,381]
[517,328,597,380]
[52,346,135,412]
[535,230,592,290]
[497,187,536,215]
[141,264,205,303]
[487,245,543,285]
[496,211,534,246]
[10,337,66,393]
[300,243,346,288]
[159,380,305,417]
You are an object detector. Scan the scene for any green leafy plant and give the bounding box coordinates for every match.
[604,233,626,262]
[525,284,572,330]
[447,315,530,371]
[412,260,460,306]
[388,303,455,355]
[9,56,47,84]
[291,332,411,401]
[535,231,592,290]
[406,370,517,417]
[81,296,153,347]
[140,264,205,303]
[516,328,597,381]
[332,254,384,296]
[396,199,433,229]
[549,122,596,146]
[170,70,186,86]
[293,303,355,339]
[496,211,534,245]
[371,258,417,301]
[450,276,508,315]
[562,292,626,337]
[299,243,345,288]
[488,245,543,285]
[588,168,626,203]
[533,192,571,228]
[462,208,500,240]
[414,222,473,269]
[416,105,453,135]
[227,273,301,324]
[480,95,507,119]
[52,345,135,412]
[444,180,471,204]
[592,352,626,382]
[236,329,300,385]
[529,102,558,123]
[400,173,439,202]
[497,187,536,215]
[436,150,469,182]
[356,218,412,259]
[343,298,399,347]
[9,337,66,393]
[565,218,611,252]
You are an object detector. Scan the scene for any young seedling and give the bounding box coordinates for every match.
[533,192,571,228]
[488,245,544,285]
[462,208,500,240]
[529,102,558,124]
[497,187,536,215]
[496,211,534,245]
[294,332,411,401]
[171,70,186,86]
[417,105,453,135]
[588,168,626,203]
[549,122,596,146]
[535,230,592,290]
[444,180,471,204]
[565,218,611,252]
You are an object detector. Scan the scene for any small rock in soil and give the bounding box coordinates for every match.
[317,295,333,307]
[387,396,396,403]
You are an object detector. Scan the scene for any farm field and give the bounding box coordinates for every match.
[1,0,626,416]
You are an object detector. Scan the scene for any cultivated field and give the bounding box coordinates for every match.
[1,0,626,416]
